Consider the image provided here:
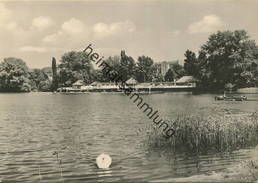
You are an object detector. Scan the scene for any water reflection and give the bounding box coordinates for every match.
[97,169,113,178]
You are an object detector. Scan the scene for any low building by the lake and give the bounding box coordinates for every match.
[175,76,198,87]
[57,76,198,93]
[72,80,84,89]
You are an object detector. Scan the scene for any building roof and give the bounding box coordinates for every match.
[72,80,84,86]
[90,81,100,86]
[126,78,138,85]
[90,82,116,86]
[176,76,198,83]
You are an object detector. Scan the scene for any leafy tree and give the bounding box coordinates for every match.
[170,62,185,79]
[104,55,121,82]
[199,30,258,89]
[0,57,31,92]
[29,69,49,91]
[91,56,122,83]
[164,68,175,82]
[41,67,52,77]
[184,50,199,76]
[59,51,93,86]
[120,50,136,81]
[135,55,154,82]
[237,71,254,87]
[105,56,121,72]
[39,80,52,92]
[152,63,164,82]
[91,69,109,82]
[254,64,258,86]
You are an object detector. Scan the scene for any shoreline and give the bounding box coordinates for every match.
[2,87,258,94]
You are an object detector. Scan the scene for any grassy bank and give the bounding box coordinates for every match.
[148,112,258,151]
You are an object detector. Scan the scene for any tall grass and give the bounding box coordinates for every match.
[148,112,258,151]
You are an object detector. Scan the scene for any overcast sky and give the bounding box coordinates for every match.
[0,0,257,68]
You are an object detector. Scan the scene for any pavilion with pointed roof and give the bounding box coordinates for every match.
[126,78,138,86]
[72,80,84,89]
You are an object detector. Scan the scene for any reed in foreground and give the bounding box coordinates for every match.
[147,112,258,151]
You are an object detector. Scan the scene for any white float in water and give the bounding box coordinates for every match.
[96,153,112,169]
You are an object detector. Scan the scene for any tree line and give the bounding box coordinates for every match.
[0,30,257,92]
[0,58,52,92]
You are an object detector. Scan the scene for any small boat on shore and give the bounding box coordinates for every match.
[215,94,247,101]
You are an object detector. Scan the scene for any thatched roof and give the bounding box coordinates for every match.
[176,76,198,83]
[72,80,84,86]
[126,78,138,85]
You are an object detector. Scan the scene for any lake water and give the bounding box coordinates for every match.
[0,92,258,183]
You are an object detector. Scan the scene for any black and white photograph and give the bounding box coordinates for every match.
[0,0,258,182]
